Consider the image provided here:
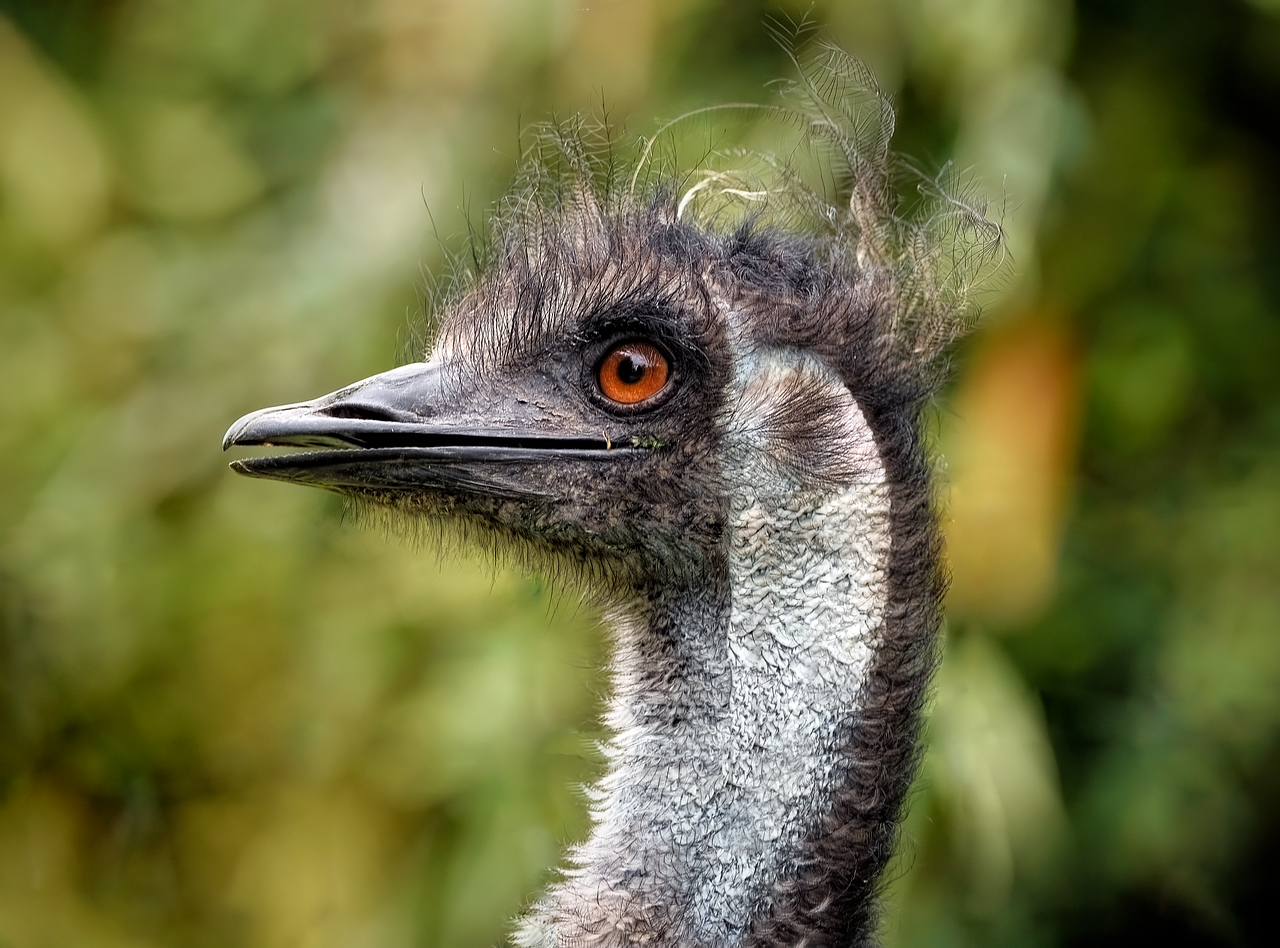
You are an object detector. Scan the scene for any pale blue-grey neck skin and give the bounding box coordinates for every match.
[516,338,893,948]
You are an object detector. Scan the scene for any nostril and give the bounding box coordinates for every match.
[320,402,405,422]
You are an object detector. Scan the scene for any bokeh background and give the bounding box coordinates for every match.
[1,0,1278,945]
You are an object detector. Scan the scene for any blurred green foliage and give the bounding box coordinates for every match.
[0,1,1277,946]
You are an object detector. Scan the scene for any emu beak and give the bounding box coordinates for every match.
[222,361,623,494]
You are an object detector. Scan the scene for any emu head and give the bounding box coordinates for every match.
[223,190,911,592]
[224,37,999,589]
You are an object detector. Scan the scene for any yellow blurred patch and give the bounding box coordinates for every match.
[121,101,263,222]
[944,318,1080,624]
[0,18,112,251]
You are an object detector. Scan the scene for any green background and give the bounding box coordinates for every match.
[1,0,1277,945]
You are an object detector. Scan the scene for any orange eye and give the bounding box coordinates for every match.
[597,341,670,406]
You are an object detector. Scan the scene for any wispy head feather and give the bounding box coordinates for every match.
[429,30,1003,400]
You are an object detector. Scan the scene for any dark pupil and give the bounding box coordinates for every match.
[617,354,647,385]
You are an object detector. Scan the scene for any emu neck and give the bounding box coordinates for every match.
[520,471,893,948]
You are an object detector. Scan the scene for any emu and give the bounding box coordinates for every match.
[224,40,999,948]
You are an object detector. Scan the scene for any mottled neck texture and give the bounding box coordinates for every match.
[518,353,917,948]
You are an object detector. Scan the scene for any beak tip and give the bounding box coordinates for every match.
[222,415,251,451]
